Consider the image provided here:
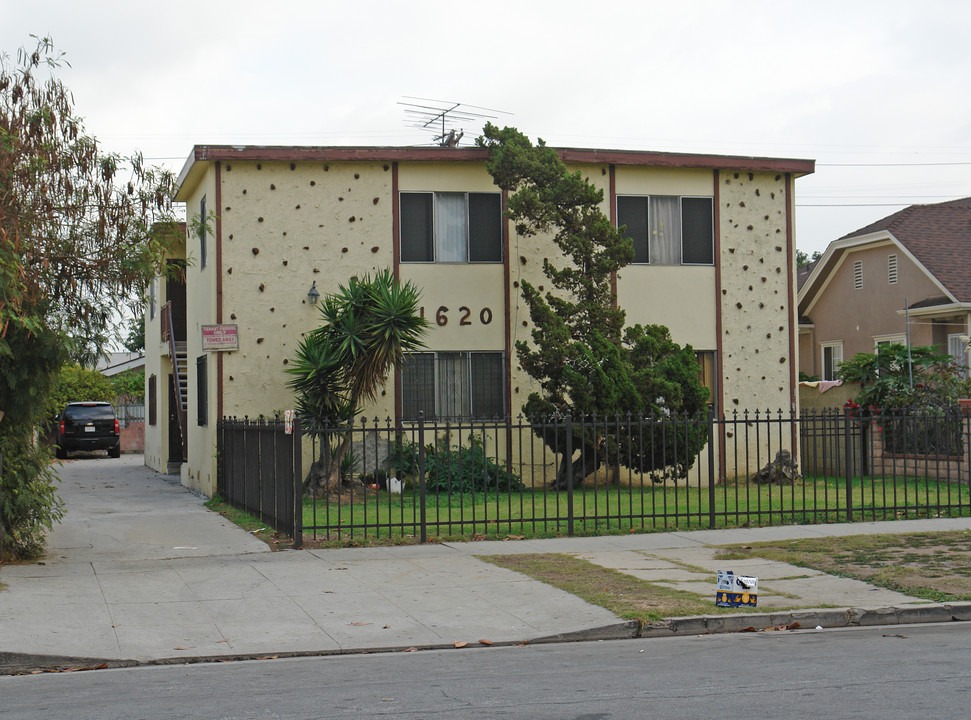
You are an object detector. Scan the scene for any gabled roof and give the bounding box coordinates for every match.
[839,198,971,302]
[798,197,971,313]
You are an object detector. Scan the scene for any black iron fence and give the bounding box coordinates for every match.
[216,408,971,547]
[115,403,145,428]
[217,415,302,547]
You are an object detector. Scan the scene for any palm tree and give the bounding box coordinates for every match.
[287,269,427,492]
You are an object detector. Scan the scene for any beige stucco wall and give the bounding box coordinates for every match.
[143,277,168,473]
[180,172,219,494]
[718,171,794,413]
[618,267,716,348]
[143,235,185,475]
[143,274,165,473]
[219,159,394,421]
[401,264,505,351]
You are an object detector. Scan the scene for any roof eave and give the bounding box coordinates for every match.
[898,302,971,318]
[172,144,814,200]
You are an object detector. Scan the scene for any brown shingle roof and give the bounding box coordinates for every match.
[839,198,971,302]
[796,258,819,291]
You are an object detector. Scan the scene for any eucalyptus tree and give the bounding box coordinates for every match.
[0,37,179,557]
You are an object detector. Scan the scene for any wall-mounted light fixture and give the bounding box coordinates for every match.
[307,281,320,305]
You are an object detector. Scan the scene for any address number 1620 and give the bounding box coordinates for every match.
[419,306,494,327]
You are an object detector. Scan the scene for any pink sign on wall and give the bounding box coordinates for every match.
[201,324,239,351]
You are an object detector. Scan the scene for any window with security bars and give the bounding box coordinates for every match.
[401,351,504,420]
[616,195,714,265]
[400,192,502,263]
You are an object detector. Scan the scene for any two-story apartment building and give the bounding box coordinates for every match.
[144,145,814,496]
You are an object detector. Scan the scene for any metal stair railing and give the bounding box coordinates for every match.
[162,301,188,460]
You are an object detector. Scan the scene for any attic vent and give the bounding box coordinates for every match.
[888,253,898,285]
[854,260,863,290]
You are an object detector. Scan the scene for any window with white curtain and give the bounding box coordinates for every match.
[401,351,504,420]
[616,195,714,265]
[400,192,502,263]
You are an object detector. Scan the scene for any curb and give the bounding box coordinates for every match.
[648,602,971,637]
[4,603,970,675]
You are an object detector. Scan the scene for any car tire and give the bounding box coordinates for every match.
[109,443,121,458]
[56,445,67,460]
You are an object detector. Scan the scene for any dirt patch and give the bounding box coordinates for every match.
[717,530,971,602]
[481,553,746,623]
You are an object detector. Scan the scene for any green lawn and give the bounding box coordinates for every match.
[300,476,971,545]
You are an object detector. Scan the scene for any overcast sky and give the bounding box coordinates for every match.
[5,0,971,256]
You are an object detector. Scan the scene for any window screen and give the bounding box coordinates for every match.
[617,196,649,264]
[471,352,505,418]
[469,193,503,262]
[402,352,436,419]
[681,197,714,264]
[400,193,434,262]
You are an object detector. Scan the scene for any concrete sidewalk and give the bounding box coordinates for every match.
[2,455,971,672]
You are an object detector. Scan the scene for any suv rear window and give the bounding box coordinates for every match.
[64,404,116,421]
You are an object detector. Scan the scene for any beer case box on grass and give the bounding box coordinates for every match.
[716,570,758,607]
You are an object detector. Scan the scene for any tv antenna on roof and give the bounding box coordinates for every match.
[399,97,512,147]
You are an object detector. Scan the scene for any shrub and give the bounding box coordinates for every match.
[387,433,523,493]
[0,434,64,559]
[45,365,115,424]
[838,344,968,457]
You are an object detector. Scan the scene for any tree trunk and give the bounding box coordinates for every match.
[302,431,357,496]
[552,446,600,490]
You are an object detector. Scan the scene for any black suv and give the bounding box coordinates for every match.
[56,402,121,459]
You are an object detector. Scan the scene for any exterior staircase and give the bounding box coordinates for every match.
[162,302,189,461]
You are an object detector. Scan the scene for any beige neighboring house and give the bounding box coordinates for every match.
[144,144,814,497]
[798,198,971,381]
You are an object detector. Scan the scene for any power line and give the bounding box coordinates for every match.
[796,203,914,208]
[817,161,971,167]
